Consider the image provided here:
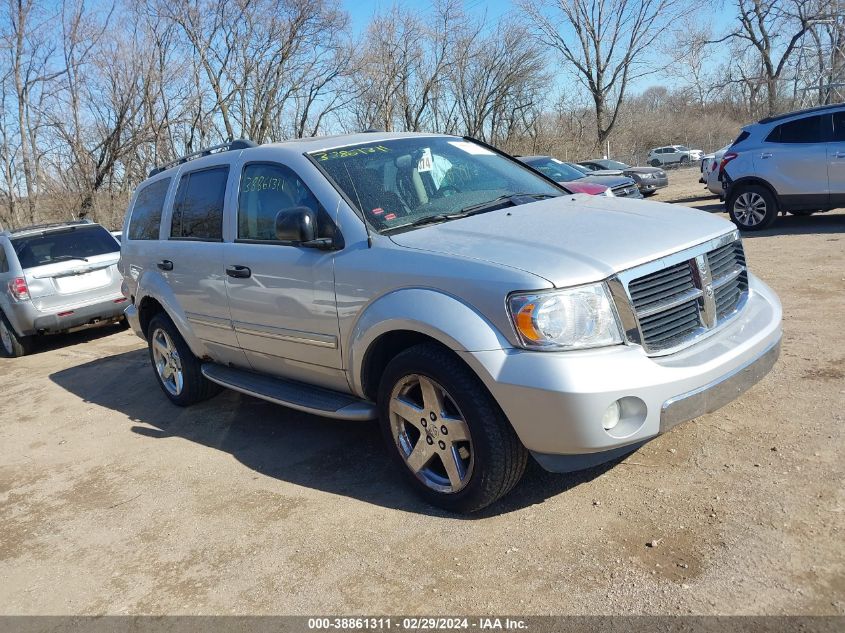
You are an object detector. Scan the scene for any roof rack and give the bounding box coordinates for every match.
[758,102,844,124]
[148,138,257,178]
[6,219,93,236]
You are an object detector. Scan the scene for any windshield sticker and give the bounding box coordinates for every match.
[447,141,494,156]
[311,145,390,162]
[417,148,433,172]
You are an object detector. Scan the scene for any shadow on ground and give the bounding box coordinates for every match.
[20,321,129,356]
[49,349,615,518]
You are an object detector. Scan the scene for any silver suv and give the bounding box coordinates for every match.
[0,220,125,357]
[120,133,782,512]
[721,103,845,230]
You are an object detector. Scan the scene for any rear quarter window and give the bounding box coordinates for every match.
[128,178,171,240]
[766,115,824,143]
[0,243,8,272]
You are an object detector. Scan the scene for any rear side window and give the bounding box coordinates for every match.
[12,226,120,269]
[238,162,330,242]
[766,115,823,143]
[833,111,845,142]
[128,178,171,240]
[0,244,8,272]
[731,130,751,148]
[171,166,229,240]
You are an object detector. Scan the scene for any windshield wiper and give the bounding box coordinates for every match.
[395,193,558,231]
[457,192,557,216]
[49,255,89,263]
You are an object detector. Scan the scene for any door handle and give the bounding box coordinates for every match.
[760,152,772,159]
[226,265,251,279]
[157,260,173,271]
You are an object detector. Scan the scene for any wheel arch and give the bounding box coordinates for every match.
[727,177,780,203]
[133,271,207,358]
[348,288,511,400]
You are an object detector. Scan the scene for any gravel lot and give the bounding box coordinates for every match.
[1,169,843,615]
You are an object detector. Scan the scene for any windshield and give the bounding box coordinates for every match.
[310,137,562,233]
[601,160,629,170]
[12,225,119,269]
[523,157,585,182]
[567,163,592,175]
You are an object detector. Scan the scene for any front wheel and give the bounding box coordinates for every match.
[728,185,777,231]
[679,155,690,165]
[650,159,660,167]
[147,313,220,406]
[378,343,528,513]
[0,311,32,358]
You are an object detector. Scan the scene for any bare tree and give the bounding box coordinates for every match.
[713,0,836,115]
[521,0,692,149]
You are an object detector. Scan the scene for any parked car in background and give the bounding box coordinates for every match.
[515,156,611,196]
[121,133,781,512]
[111,230,122,243]
[721,103,845,230]
[702,145,731,197]
[578,159,668,197]
[518,156,642,198]
[0,220,126,357]
[648,145,703,167]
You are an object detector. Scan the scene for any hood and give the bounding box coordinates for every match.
[577,175,635,188]
[388,196,735,288]
[560,180,608,195]
[624,166,665,175]
[583,168,624,176]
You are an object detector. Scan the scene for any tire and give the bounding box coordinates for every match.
[147,312,220,406]
[728,184,778,231]
[0,310,32,358]
[680,155,690,165]
[377,342,528,513]
[650,159,660,167]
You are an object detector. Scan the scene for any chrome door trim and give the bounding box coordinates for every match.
[233,321,338,349]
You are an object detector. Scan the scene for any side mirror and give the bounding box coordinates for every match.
[275,206,317,243]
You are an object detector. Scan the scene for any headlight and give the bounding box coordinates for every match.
[640,172,653,179]
[603,188,615,197]
[508,284,623,350]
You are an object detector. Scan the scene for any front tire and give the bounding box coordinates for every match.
[650,159,660,167]
[147,313,220,406]
[0,310,32,358]
[728,184,778,231]
[378,343,528,513]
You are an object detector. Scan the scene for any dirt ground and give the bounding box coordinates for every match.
[1,169,843,615]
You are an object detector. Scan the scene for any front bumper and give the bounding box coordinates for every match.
[637,176,668,192]
[459,274,781,472]
[9,295,127,335]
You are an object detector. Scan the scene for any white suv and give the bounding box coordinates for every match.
[648,145,703,167]
[720,103,845,230]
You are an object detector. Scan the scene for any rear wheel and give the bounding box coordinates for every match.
[650,159,660,167]
[680,155,690,165]
[728,185,778,231]
[378,343,528,513]
[0,311,32,358]
[147,313,220,406]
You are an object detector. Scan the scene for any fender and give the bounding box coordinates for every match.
[346,287,512,397]
[134,269,209,359]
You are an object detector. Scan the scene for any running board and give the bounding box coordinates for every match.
[201,364,377,421]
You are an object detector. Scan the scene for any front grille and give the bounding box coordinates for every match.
[612,184,638,198]
[625,238,748,354]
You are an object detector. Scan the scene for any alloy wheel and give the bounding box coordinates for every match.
[733,192,767,227]
[151,327,184,396]
[389,374,474,493]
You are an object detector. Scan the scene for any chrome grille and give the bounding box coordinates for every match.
[622,236,748,354]
[612,184,639,198]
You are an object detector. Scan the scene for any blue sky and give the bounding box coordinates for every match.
[343,0,739,94]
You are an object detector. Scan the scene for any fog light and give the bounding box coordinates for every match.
[601,401,621,431]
